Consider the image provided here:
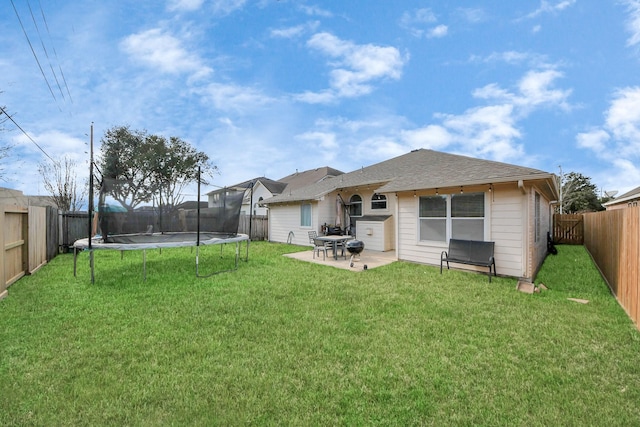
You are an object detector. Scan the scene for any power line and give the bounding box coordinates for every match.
[38,0,73,103]
[10,0,60,110]
[27,0,66,102]
[0,106,56,163]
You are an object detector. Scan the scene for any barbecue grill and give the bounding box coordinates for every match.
[345,240,367,269]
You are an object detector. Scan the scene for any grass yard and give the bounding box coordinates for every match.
[1,242,640,426]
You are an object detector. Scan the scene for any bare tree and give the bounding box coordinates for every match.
[38,156,86,211]
[0,105,15,181]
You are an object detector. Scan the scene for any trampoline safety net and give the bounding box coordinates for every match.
[96,177,245,242]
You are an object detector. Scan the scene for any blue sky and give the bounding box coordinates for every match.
[2,0,640,200]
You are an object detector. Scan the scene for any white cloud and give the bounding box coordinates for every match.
[299,68,571,165]
[301,32,406,102]
[270,21,320,39]
[524,0,576,20]
[120,28,212,79]
[428,25,448,38]
[401,125,452,150]
[576,87,640,193]
[457,8,487,23]
[400,8,437,26]
[297,131,338,151]
[605,87,640,150]
[211,0,247,15]
[298,5,333,17]
[166,0,205,12]
[472,69,571,114]
[624,0,640,47]
[438,104,524,161]
[198,82,273,112]
[400,8,448,39]
[576,129,610,154]
[469,50,551,68]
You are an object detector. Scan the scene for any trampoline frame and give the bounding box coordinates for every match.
[73,232,250,281]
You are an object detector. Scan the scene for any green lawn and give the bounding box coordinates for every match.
[1,242,639,426]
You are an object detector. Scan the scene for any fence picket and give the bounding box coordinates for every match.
[583,207,640,330]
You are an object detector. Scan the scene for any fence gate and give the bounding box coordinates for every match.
[553,213,584,245]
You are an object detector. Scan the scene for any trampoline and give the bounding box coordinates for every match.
[74,173,250,282]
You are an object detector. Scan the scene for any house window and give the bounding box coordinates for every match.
[419,195,447,242]
[300,203,311,227]
[419,192,485,242]
[371,193,387,210]
[349,195,362,217]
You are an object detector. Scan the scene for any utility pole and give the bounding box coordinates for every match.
[89,122,94,283]
[558,165,563,214]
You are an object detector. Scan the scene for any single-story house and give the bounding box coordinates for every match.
[603,185,640,210]
[261,149,559,280]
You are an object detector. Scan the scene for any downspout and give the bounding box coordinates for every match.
[519,180,530,279]
[394,192,399,260]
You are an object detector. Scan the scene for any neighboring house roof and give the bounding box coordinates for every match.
[176,201,208,210]
[277,166,344,192]
[263,149,557,204]
[206,177,285,195]
[603,185,640,207]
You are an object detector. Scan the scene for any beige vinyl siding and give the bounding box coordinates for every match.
[269,203,317,246]
[490,185,525,278]
[268,197,337,246]
[356,217,394,251]
[529,185,552,279]
[397,184,526,277]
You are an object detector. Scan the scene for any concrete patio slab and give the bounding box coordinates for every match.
[284,249,397,271]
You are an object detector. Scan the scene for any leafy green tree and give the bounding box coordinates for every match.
[561,172,603,213]
[97,125,216,210]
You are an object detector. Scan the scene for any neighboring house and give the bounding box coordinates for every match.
[603,186,640,210]
[278,166,344,192]
[0,187,57,208]
[207,177,286,216]
[261,149,559,281]
[207,167,344,216]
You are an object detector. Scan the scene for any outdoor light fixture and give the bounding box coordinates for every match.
[460,186,463,194]
[435,188,439,195]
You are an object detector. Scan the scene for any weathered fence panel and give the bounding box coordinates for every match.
[28,206,47,274]
[46,207,60,261]
[238,214,268,241]
[584,207,640,329]
[0,205,29,297]
[61,211,90,252]
[553,213,584,244]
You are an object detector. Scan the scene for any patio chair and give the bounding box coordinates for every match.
[312,238,329,260]
[308,231,329,260]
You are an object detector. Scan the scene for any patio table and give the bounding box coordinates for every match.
[316,235,353,260]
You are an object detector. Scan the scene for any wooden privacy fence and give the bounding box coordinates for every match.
[238,214,268,240]
[553,213,584,244]
[0,205,47,299]
[583,207,640,329]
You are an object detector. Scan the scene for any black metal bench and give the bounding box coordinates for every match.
[440,239,497,282]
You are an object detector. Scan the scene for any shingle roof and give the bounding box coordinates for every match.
[603,185,640,206]
[263,149,556,204]
[206,177,283,195]
[277,166,344,191]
